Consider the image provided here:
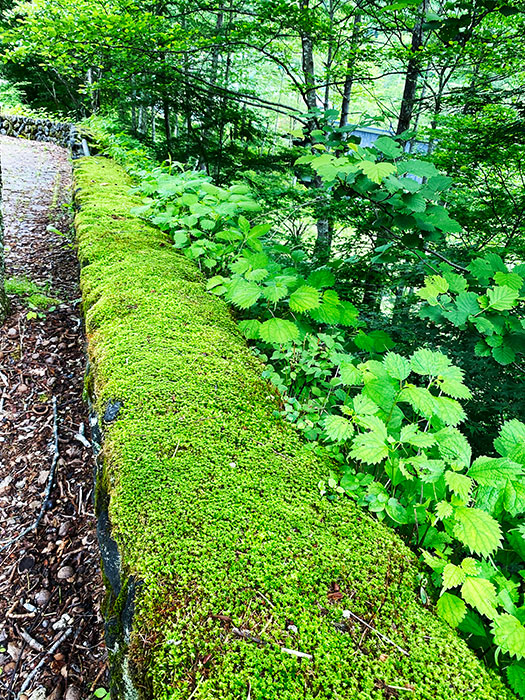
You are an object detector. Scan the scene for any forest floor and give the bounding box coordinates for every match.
[0,137,106,700]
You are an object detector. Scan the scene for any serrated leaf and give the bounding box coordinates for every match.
[350,432,389,464]
[259,318,299,344]
[434,427,472,468]
[461,577,498,619]
[400,385,436,419]
[323,415,354,442]
[238,319,261,339]
[469,457,524,486]
[357,159,396,184]
[436,500,453,519]
[432,396,466,427]
[495,420,525,463]
[437,592,466,627]
[492,615,525,659]
[494,271,524,291]
[353,394,379,414]
[410,348,452,376]
[263,280,290,302]
[504,481,525,517]
[306,268,335,288]
[400,423,436,448]
[228,279,261,309]
[454,507,503,557]
[339,360,364,386]
[384,352,411,381]
[288,285,320,312]
[506,663,525,697]
[492,344,516,365]
[445,471,473,501]
[487,285,519,311]
[443,563,466,589]
[443,292,480,326]
[338,301,360,326]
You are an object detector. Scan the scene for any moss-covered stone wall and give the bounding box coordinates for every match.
[0,114,85,155]
[74,156,515,700]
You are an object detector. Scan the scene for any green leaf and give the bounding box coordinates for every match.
[400,423,436,448]
[228,280,261,309]
[426,205,462,233]
[350,431,389,464]
[492,344,516,365]
[398,160,439,178]
[385,497,408,523]
[437,592,466,627]
[238,319,262,340]
[410,349,451,376]
[307,268,335,288]
[259,318,299,344]
[444,292,480,326]
[494,271,524,291]
[400,385,436,419]
[504,481,525,517]
[432,396,466,427]
[416,275,448,302]
[323,415,354,442]
[383,352,411,381]
[442,563,466,590]
[470,455,522,486]
[339,360,364,386]
[357,159,396,184]
[338,301,360,326]
[506,664,525,698]
[487,285,519,311]
[434,427,471,468]
[492,615,525,659]
[445,471,472,501]
[373,136,403,158]
[288,285,320,312]
[461,577,498,619]
[309,294,341,324]
[403,192,426,213]
[495,420,525,463]
[436,500,453,519]
[354,330,395,352]
[453,507,503,557]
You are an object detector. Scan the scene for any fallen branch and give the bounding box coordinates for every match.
[0,397,60,553]
[17,628,73,698]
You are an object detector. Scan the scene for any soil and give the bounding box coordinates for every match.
[0,136,107,700]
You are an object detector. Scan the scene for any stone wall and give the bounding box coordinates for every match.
[0,114,88,157]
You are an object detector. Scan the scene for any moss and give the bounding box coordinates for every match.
[74,157,515,700]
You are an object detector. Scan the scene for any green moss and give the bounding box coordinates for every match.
[74,157,515,700]
[5,277,61,309]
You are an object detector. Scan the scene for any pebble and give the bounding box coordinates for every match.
[7,327,18,338]
[65,687,81,700]
[59,522,71,537]
[35,589,51,606]
[57,565,74,580]
[29,688,48,700]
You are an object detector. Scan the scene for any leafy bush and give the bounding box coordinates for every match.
[130,144,525,696]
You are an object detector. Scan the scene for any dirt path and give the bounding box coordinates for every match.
[0,137,106,700]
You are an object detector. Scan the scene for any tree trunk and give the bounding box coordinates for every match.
[396,0,427,136]
[0,156,9,325]
[162,96,172,155]
[339,14,361,128]
[313,213,333,265]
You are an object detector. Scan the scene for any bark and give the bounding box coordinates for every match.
[396,0,427,136]
[339,14,361,128]
[312,213,333,265]
[162,96,172,155]
[0,157,9,325]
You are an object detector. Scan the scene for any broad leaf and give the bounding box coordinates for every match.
[469,457,523,486]
[259,318,299,344]
[487,285,519,311]
[357,159,396,184]
[350,432,389,464]
[442,563,466,590]
[384,352,411,381]
[461,577,498,619]
[288,285,320,312]
[492,615,525,659]
[445,471,472,501]
[453,507,503,556]
[437,592,466,627]
[323,415,354,442]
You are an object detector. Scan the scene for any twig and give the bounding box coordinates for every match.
[73,421,91,449]
[0,397,60,552]
[342,610,409,656]
[280,647,313,660]
[18,629,44,653]
[17,628,73,698]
